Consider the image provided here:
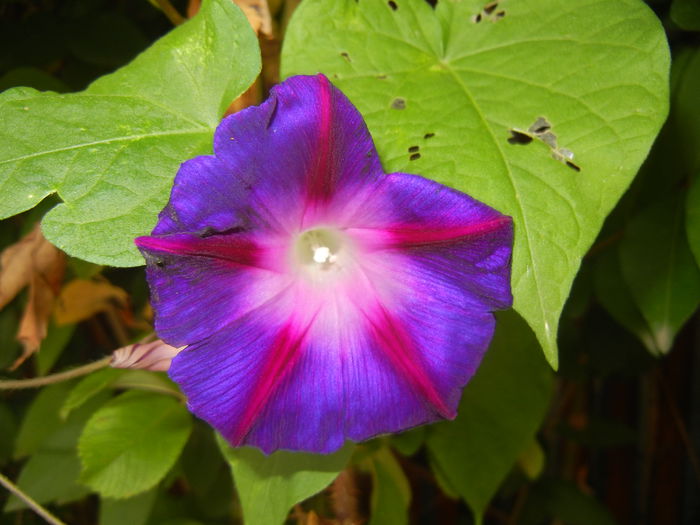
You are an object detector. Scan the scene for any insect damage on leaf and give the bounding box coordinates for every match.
[508,117,581,172]
[472,1,506,23]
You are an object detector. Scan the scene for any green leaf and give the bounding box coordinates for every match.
[110,369,182,399]
[425,311,553,520]
[217,435,353,525]
[619,196,700,354]
[0,0,260,267]
[671,0,700,31]
[0,67,70,93]
[36,322,76,375]
[594,248,659,354]
[687,175,700,268]
[181,426,235,520]
[282,0,670,366]
[4,451,90,512]
[61,367,124,419]
[14,382,73,459]
[99,488,158,525]
[0,402,17,464]
[390,426,427,457]
[6,389,110,512]
[367,448,411,525]
[516,439,545,480]
[670,48,700,176]
[78,391,192,498]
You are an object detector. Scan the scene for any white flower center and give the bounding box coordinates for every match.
[294,228,347,278]
[312,245,334,264]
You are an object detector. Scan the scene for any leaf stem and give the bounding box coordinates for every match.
[0,471,67,525]
[0,356,112,390]
[155,0,186,25]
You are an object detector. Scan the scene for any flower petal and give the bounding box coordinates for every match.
[150,155,251,237]
[348,172,513,311]
[169,262,496,453]
[212,74,384,231]
[134,234,290,345]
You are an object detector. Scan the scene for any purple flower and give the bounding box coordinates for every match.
[135,74,513,454]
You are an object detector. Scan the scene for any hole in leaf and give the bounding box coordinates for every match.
[388,0,398,10]
[424,132,435,139]
[472,1,506,23]
[391,97,406,110]
[483,1,498,15]
[539,131,557,149]
[424,0,438,7]
[507,130,533,145]
[408,145,420,153]
[509,117,581,171]
[410,153,421,161]
[340,52,351,62]
[528,117,551,134]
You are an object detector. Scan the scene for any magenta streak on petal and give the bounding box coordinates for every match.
[228,319,314,446]
[381,216,512,249]
[306,75,333,202]
[135,234,269,270]
[363,304,454,419]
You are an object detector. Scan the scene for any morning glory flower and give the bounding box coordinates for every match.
[135,74,513,454]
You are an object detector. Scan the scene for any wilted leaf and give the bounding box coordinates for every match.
[282,0,670,366]
[235,0,273,37]
[0,224,65,367]
[53,278,128,325]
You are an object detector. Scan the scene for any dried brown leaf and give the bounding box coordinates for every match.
[188,0,271,37]
[54,279,128,325]
[0,224,63,309]
[235,0,273,37]
[0,224,66,368]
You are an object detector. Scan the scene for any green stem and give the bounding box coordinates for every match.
[0,471,67,525]
[0,356,112,390]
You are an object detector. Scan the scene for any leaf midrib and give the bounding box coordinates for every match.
[442,65,552,352]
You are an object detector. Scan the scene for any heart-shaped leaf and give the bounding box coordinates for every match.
[282,0,670,365]
[0,0,260,266]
